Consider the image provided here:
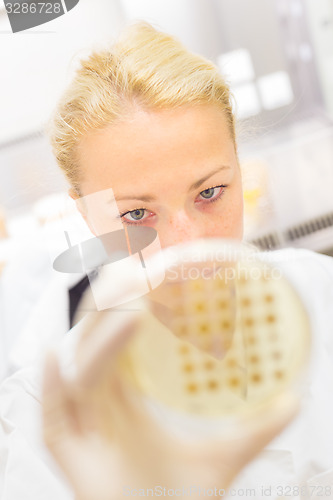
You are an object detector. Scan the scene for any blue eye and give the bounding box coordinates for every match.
[120,208,150,225]
[200,187,215,199]
[128,209,145,220]
[197,185,227,203]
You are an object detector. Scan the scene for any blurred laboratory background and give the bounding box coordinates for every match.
[1,0,333,375]
[1,0,333,254]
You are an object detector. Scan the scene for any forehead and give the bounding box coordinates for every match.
[77,105,236,196]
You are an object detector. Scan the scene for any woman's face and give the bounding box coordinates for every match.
[76,104,243,248]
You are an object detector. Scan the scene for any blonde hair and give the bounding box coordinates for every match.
[48,22,236,193]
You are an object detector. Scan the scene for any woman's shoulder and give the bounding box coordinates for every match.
[258,247,333,282]
[257,247,333,328]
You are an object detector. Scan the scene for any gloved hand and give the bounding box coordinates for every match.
[42,309,299,500]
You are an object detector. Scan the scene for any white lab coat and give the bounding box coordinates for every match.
[1,248,333,500]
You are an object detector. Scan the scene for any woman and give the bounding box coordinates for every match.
[1,22,333,500]
[42,21,333,498]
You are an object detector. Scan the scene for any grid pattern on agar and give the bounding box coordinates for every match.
[177,339,245,400]
[172,266,290,406]
[237,267,287,398]
[122,255,310,416]
[170,273,236,358]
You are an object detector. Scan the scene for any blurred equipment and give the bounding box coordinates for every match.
[240,122,333,256]
[0,207,9,276]
[0,207,8,240]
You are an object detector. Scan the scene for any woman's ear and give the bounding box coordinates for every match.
[69,188,97,236]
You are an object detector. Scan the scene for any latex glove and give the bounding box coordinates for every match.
[42,310,299,500]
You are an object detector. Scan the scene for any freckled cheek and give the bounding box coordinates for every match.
[204,195,244,240]
[230,202,244,240]
[226,180,244,239]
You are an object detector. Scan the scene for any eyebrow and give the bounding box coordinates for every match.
[115,165,231,202]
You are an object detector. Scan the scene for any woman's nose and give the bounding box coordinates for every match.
[158,211,203,249]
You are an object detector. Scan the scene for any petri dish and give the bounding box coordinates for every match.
[114,239,311,418]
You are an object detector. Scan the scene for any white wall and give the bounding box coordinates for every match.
[120,0,223,59]
[304,0,333,118]
[0,0,126,144]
